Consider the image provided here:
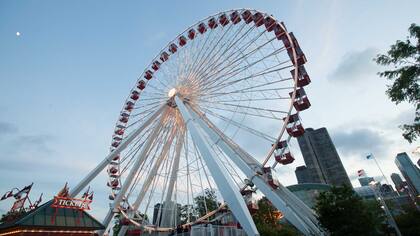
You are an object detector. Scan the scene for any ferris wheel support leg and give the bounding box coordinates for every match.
[162,131,184,226]
[70,105,166,198]
[100,108,168,235]
[118,127,178,236]
[188,107,324,236]
[175,96,260,236]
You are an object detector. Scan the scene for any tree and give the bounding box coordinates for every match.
[178,204,197,224]
[112,213,122,236]
[314,185,384,236]
[252,197,299,236]
[193,189,220,218]
[375,23,420,143]
[0,211,25,224]
[394,206,420,236]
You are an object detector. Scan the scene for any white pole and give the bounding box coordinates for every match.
[175,95,260,236]
[117,127,177,236]
[370,153,391,186]
[100,107,168,234]
[70,105,166,197]
[369,182,402,236]
[189,106,320,235]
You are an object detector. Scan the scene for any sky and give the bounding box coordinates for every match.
[0,0,419,220]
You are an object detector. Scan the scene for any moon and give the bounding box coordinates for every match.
[16,32,21,36]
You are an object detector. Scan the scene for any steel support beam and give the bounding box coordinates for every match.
[118,127,177,236]
[100,108,168,235]
[188,106,324,235]
[175,96,259,236]
[70,105,166,197]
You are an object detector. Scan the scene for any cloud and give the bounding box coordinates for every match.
[329,48,379,82]
[0,121,18,136]
[10,134,55,154]
[331,128,392,158]
[391,108,416,126]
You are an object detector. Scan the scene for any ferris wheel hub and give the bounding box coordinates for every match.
[168,88,177,98]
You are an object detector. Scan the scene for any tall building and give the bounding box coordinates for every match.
[295,165,312,184]
[395,152,420,196]
[391,173,404,191]
[297,127,351,186]
[358,176,374,187]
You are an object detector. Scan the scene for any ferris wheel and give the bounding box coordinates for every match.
[69,9,323,236]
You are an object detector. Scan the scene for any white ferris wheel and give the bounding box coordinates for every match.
[69,9,324,236]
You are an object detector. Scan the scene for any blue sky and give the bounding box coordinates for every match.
[1,0,419,219]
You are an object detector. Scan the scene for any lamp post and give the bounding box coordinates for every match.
[369,181,401,236]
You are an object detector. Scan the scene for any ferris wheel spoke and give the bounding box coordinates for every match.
[180,31,214,87]
[179,26,218,86]
[204,62,292,94]
[202,86,294,100]
[132,99,166,110]
[201,97,289,103]
[200,43,285,91]
[155,140,177,227]
[196,23,254,77]
[184,133,196,223]
[165,129,185,203]
[192,142,210,216]
[129,125,177,214]
[121,118,172,175]
[147,80,171,95]
[186,22,250,85]
[130,103,165,120]
[192,24,264,87]
[201,108,276,142]
[202,100,288,115]
[208,143,243,188]
[203,105,283,120]
[196,31,276,87]
[183,24,236,85]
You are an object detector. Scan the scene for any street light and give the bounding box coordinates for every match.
[369,181,401,236]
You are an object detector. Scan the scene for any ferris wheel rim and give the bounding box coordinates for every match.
[106,8,311,231]
[110,7,299,157]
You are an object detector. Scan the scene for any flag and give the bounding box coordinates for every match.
[0,190,14,201]
[32,193,43,208]
[357,169,366,177]
[366,154,374,160]
[82,186,90,199]
[88,191,94,201]
[57,183,69,197]
[13,183,33,199]
[11,198,26,211]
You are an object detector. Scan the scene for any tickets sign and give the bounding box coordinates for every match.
[51,196,92,210]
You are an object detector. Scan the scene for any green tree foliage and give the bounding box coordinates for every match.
[178,204,197,224]
[375,23,420,143]
[252,197,299,236]
[0,211,25,224]
[112,213,122,236]
[394,206,420,236]
[314,185,384,236]
[193,189,220,218]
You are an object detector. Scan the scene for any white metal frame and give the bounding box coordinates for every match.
[187,104,323,235]
[175,96,260,236]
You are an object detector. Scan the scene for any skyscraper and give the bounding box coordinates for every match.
[395,152,420,196]
[358,176,375,187]
[391,173,404,191]
[295,165,312,184]
[297,127,351,186]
